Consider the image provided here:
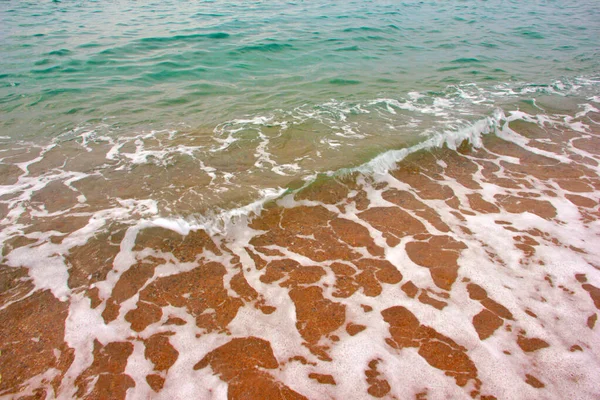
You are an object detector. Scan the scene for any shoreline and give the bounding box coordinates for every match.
[1,104,599,398]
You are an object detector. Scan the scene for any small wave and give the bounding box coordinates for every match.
[30,65,61,74]
[233,43,293,53]
[354,35,389,42]
[206,32,230,39]
[77,43,102,49]
[47,49,72,57]
[514,28,545,39]
[139,32,230,44]
[344,110,502,176]
[328,78,362,85]
[451,57,481,64]
[151,187,286,237]
[2,75,597,240]
[188,83,599,233]
[480,42,499,48]
[437,66,462,72]
[436,43,457,49]
[141,67,207,83]
[342,26,383,33]
[334,45,361,52]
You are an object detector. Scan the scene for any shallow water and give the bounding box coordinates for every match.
[1,1,600,399]
[3,99,600,399]
[1,0,599,211]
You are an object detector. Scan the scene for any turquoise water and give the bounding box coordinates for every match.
[1,0,599,212]
[2,0,599,136]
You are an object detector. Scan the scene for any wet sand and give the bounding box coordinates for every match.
[1,109,600,399]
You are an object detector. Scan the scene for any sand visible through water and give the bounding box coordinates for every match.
[2,0,600,398]
[0,96,599,399]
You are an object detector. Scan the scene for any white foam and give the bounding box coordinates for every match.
[346,110,501,176]
[150,187,286,238]
[151,218,194,236]
[2,77,600,399]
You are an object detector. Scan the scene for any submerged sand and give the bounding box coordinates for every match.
[0,106,599,399]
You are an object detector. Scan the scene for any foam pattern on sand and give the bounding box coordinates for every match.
[0,98,600,399]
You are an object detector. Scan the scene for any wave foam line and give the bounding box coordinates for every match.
[150,187,287,237]
[341,109,504,176]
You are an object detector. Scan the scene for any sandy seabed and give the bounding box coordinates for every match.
[0,107,600,399]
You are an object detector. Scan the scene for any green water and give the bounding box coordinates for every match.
[1,0,599,140]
